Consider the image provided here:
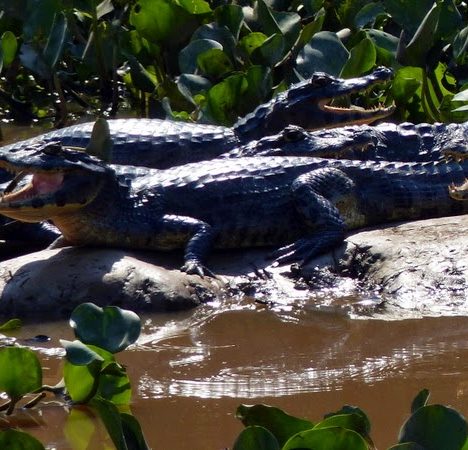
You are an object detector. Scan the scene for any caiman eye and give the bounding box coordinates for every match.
[310,74,331,87]
[41,143,63,155]
[282,126,306,142]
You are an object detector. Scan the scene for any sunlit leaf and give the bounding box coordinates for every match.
[177,0,211,15]
[64,408,96,450]
[0,31,17,68]
[0,347,42,400]
[179,39,223,73]
[70,303,141,354]
[214,4,244,39]
[61,339,105,366]
[340,37,376,78]
[453,90,468,102]
[197,48,233,78]
[63,360,100,403]
[98,362,132,405]
[240,32,268,57]
[251,33,285,67]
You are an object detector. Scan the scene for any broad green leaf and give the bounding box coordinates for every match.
[240,32,268,56]
[391,66,422,104]
[384,0,434,36]
[63,360,100,403]
[70,303,141,354]
[452,105,468,112]
[298,8,325,47]
[130,0,196,45]
[340,37,376,78]
[214,4,244,39]
[0,429,45,450]
[179,39,223,74]
[205,73,248,125]
[302,0,324,16]
[0,31,17,68]
[400,3,440,68]
[177,0,211,15]
[232,426,280,450]
[61,339,105,366]
[0,318,21,331]
[317,412,370,440]
[411,389,430,413]
[251,33,285,67]
[191,23,237,60]
[236,404,313,447]
[127,56,157,92]
[398,404,468,450]
[64,408,96,450]
[243,65,272,110]
[436,0,463,41]
[453,26,468,61]
[296,31,349,77]
[282,426,368,450]
[197,48,232,78]
[354,2,386,28]
[177,73,211,103]
[98,362,132,405]
[0,347,42,400]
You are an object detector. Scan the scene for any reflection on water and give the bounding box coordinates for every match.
[8,300,468,449]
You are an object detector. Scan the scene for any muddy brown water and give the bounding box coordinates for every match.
[1,122,468,448]
[3,301,468,449]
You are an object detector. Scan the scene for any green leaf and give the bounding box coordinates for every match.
[179,39,223,74]
[240,32,268,57]
[298,8,325,47]
[340,37,376,78]
[64,408,96,450]
[251,33,285,67]
[0,31,17,69]
[400,3,440,68]
[98,362,132,405]
[191,23,237,60]
[452,26,468,61]
[0,318,22,331]
[70,303,141,354]
[214,4,244,40]
[177,0,211,15]
[453,89,468,102]
[120,413,151,450]
[130,0,196,45]
[63,360,100,403]
[96,0,114,19]
[436,0,463,41]
[205,73,248,125]
[398,404,468,450]
[43,11,67,71]
[0,429,45,450]
[296,31,349,77]
[232,426,280,450]
[0,347,42,400]
[354,2,386,28]
[61,339,105,366]
[236,404,313,447]
[384,0,434,36]
[411,389,430,413]
[197,48,232,78]
[391,66,422,104]
[316,413,370,440]
[282,427,368,450]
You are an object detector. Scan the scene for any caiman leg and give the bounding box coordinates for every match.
[271,168,352,266]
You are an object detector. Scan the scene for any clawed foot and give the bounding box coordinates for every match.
[181,260,217,278]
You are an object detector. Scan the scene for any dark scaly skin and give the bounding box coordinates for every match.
[228,121,468,162]
[0,68,394,170]
[0,143,467,275]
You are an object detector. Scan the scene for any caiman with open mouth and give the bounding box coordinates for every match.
[0,141,466,276]
[0,68,394,169]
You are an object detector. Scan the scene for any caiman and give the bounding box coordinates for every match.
[0,142,467,276]
[0,68,393,169]
[228,121,468,162]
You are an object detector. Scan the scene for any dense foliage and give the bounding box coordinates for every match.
[0,0,466,129]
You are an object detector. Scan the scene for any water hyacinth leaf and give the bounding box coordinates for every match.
[63,360,100,403]
[0,318,21,331]
[244,65,272,108]
[197,48,233,78]
[191,23,237,60]
[61,339,105,366]
[232,425,280,450]
[354,2,386,28]
[400,3,440,68]
[411,388,430,413]
[70,303,141,354]
[240,32,268,56]
[0,347,42,400]
[282,426,368,450]
[0,31,17,68]
[391,67,422,104]
[214,4,244,40]
[236,404,313,447]
[205,73,248,125]
[90,397,128,450]
[177,73,211,103]
[302,0,324,16]
[179,39,222,73]
[296,31,349,77]
[130,0,195,45]
[177,0,211,15]
[64,408,96,450]
[98,361,132,404]
[43,12,68,71]
[324,405,371,434]
[436,0,462,41]
[398,404,468,450]
[297,9,325,47]
[340,37,376,78]
[251,33,285,67]
[452,26,468,60]
[0,429,45,450]
[384,0,434,36]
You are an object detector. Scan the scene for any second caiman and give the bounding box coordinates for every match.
[0,68,393,169]
[0,142,466,276]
